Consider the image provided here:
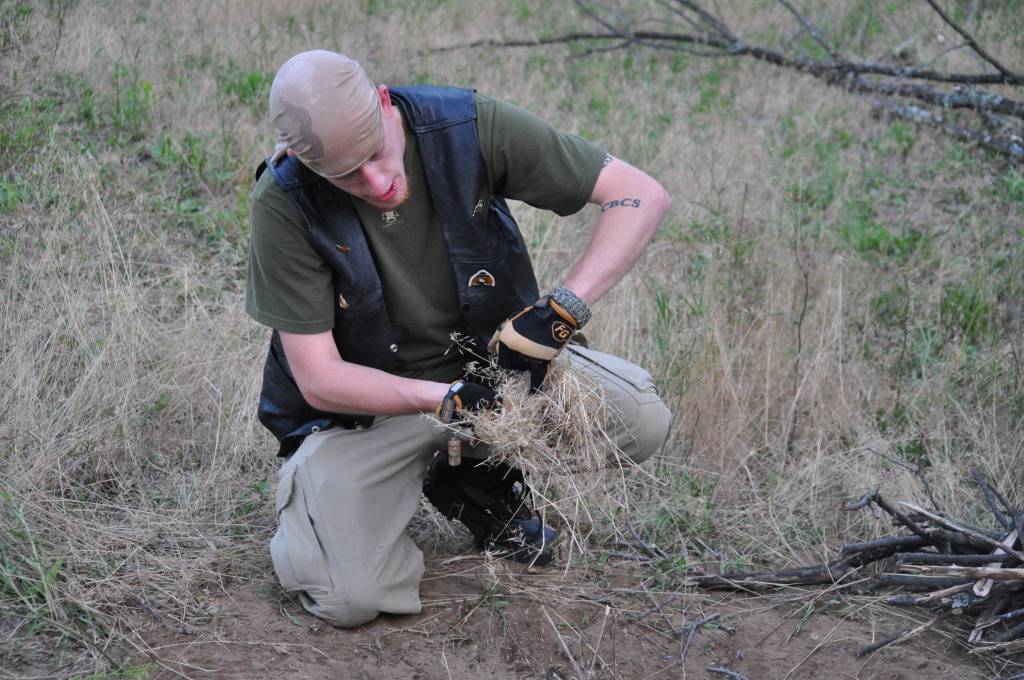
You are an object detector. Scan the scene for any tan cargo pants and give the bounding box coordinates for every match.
[269,346,672,628]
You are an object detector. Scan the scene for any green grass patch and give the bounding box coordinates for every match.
[73,664,157,680]
[781,127,852,215]
[0,490,88,653]
[0,177,32,212]
[217,63,273,111]
[646,470,717,544]
[691,67,734,117]
[874,120,916,157]
[838,0,885,49]
[839,198,925,264]
[939,281,996,347]
[870,285,906,328]
[1001,168,1024,209]
[109,63,153,143]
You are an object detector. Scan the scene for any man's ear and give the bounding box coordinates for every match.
[377,83,395,119]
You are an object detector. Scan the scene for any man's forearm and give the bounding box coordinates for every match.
[279,330,450,416]
[301,359,449,416]
[562,162,670,306]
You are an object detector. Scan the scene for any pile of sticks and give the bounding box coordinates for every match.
[691,470,1024,657]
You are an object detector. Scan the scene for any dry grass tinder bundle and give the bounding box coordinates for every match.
[456,355,630,477]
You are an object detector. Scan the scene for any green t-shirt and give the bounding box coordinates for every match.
[246,93,606,381]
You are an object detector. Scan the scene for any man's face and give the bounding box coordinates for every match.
[328,85,409,211]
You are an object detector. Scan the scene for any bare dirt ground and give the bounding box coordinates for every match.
[130,550,987,680]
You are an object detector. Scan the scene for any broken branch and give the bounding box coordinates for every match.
[899,503,1024,563]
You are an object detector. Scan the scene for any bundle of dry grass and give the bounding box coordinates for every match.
[427,349,652,558]
[453,354,628,476]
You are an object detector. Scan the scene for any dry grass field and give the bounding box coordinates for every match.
[1,0,1023,678]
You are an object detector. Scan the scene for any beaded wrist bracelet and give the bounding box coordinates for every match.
[549,286,591,329]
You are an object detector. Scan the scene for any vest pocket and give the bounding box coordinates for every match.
[270,462,347,603]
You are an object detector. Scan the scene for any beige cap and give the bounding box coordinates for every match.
[269,50,384,178]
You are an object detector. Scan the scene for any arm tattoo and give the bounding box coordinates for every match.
[602,154,614,167]
[600,197,641,212]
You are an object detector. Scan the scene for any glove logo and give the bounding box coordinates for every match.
[551,321,573,343]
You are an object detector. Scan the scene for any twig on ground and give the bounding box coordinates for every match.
[681,620,700,661]
[627,593,678,622]
[876,573,971,589]
[677,612,720,641]
[542,606,587,680]
[857,613,947,657]
[707,666,750,680]
[899,564,1024,581]
[903,582,974,603]
[586,605,611,678]
[627,519,666,559]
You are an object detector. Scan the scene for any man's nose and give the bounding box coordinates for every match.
[358,164,389,195]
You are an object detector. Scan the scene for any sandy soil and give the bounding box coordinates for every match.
[129,550,991,680]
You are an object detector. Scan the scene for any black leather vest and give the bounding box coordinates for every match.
[256,85,539,457]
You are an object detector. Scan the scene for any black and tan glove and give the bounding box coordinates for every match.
[435,380,500,423]
[488,293,584,392]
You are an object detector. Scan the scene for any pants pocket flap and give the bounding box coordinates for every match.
[270,463,342,600]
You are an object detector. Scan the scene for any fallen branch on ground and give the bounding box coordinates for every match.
[684,472,1024,654]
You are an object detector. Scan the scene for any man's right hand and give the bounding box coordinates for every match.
[435,380,500,423]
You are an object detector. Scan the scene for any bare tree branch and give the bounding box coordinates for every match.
[972,467,1014,531]
[438,31,1023,86]
[674,0,736,41]
[851,77,1024,121]
[900,502,1024,562]
[434,0,1024,160]
[574,0,630,40]
[877,101,1024,161]
[655,0,709,37]
[776,0,839,59]
[922,0,1018,80]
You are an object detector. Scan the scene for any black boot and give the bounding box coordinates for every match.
[423,455,555,566]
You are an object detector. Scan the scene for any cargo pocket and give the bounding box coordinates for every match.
[567,346,662,405]
[270,462,343,602]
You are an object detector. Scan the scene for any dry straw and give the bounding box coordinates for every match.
[429,348,650,559]
[456,355,625,476]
